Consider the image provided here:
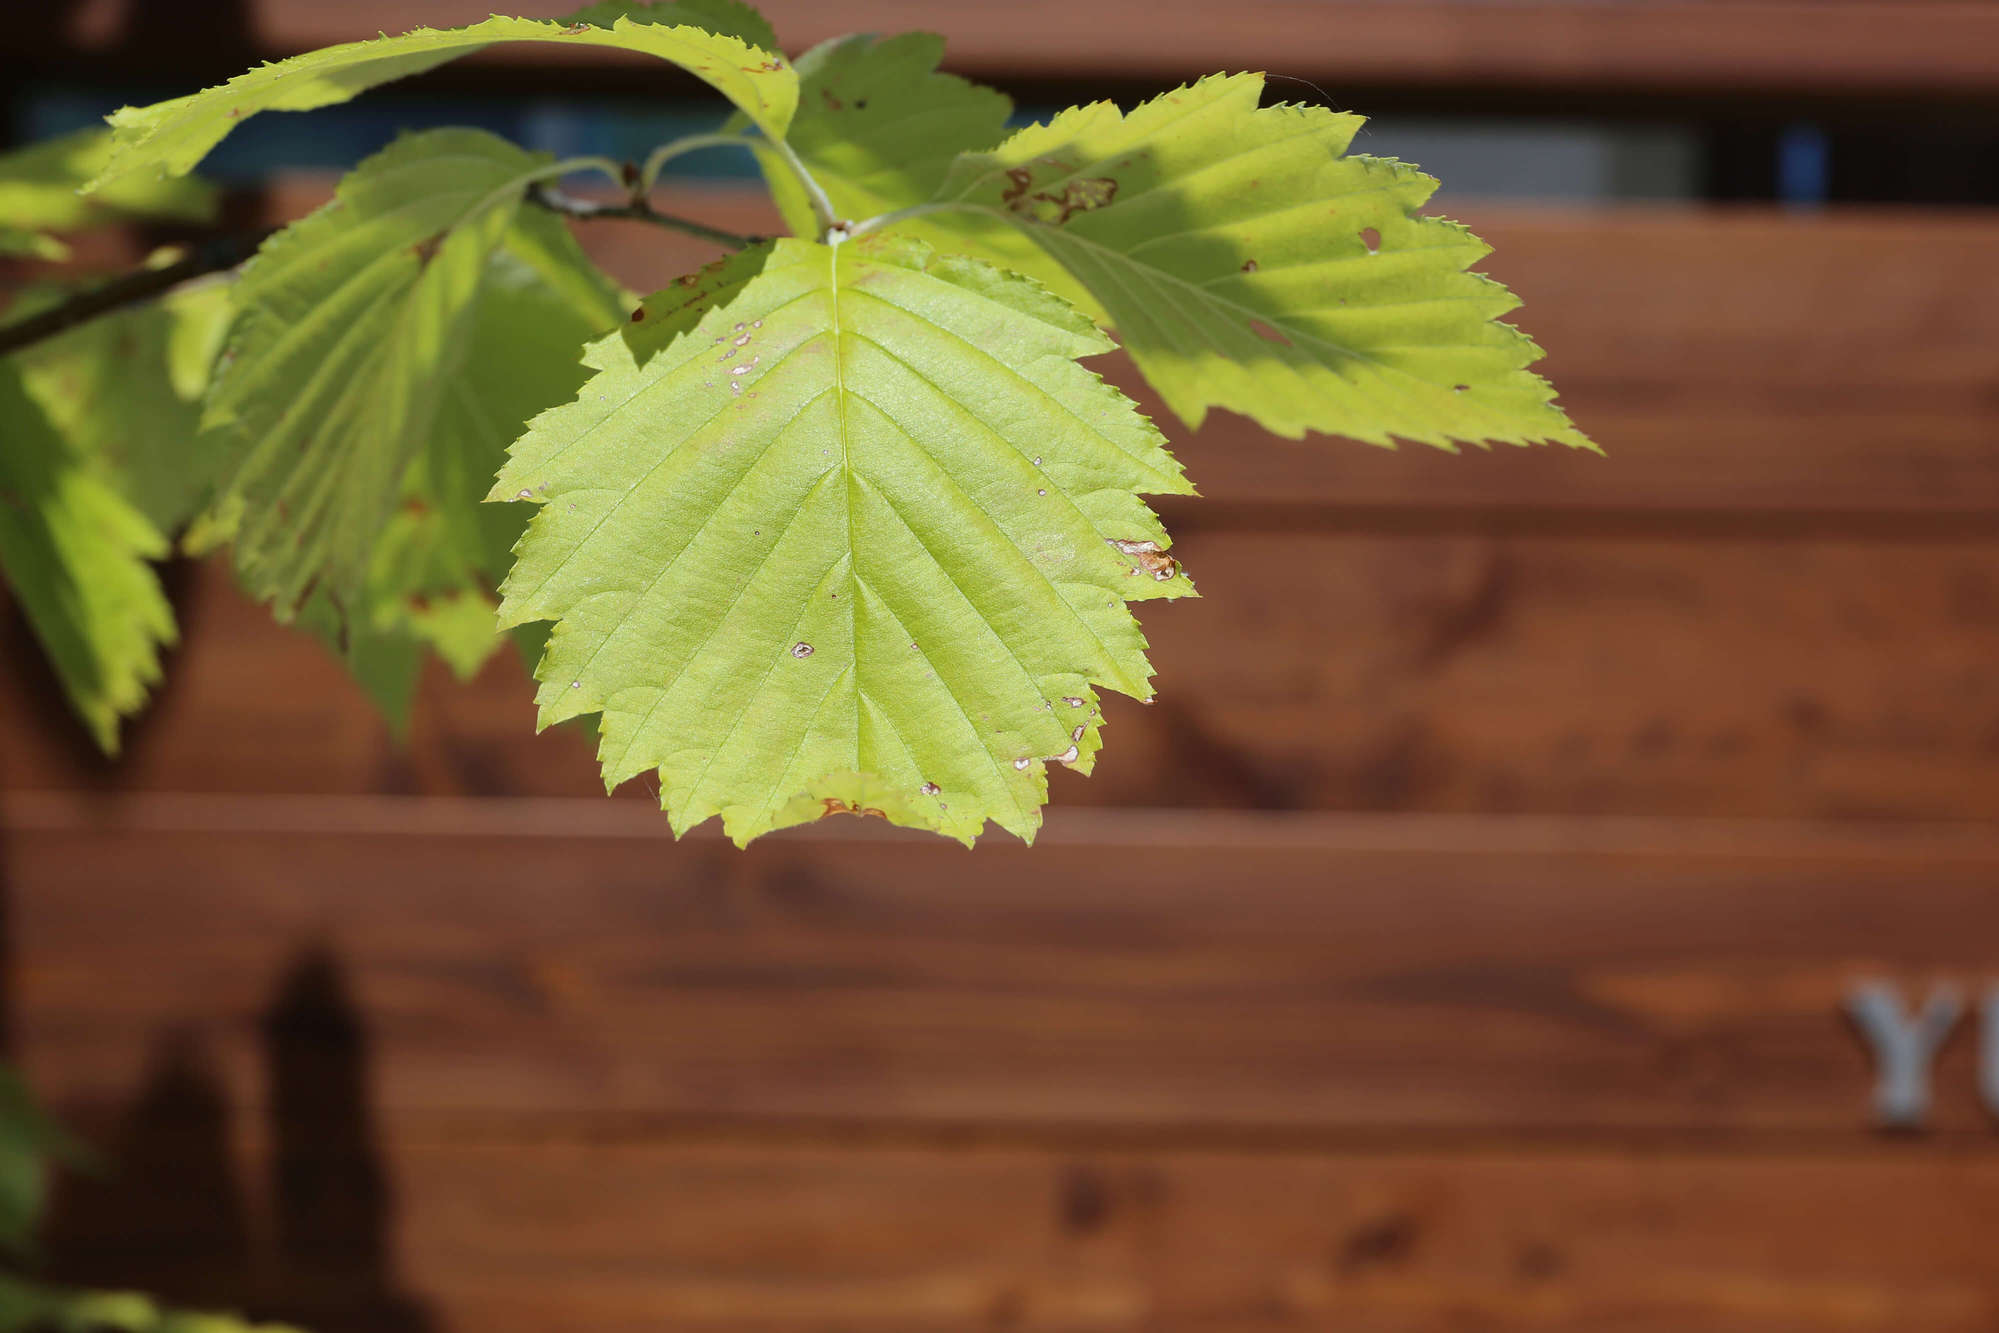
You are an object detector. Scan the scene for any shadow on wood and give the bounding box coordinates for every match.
[39,948,432,1331]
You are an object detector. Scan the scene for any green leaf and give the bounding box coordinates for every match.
[565,0,777,50]
[15,279,232,535]
[0,1274,304,1333]
[0,229,67,261]
[494,235,1193,846]
[927,73,1593,450]
[296,209,623,729]
[0,127,216,234]
[196,128,558,621]
[749,32,1012,236]
[89,7,797,190]
[0,1066,88,1259]
[0,362,175,753]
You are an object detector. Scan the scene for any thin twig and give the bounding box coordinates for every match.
[0,178,762,363]
[527,183,760,250]
[0,229,273,359]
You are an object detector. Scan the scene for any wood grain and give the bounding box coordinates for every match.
[47,2,1999,100]
[9,807,1999,1139]
[11,529,1999,821]
[383,1142,1999,1332]
[41,1117,1999,1332]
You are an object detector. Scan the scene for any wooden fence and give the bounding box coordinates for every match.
[4,3,1999,1330]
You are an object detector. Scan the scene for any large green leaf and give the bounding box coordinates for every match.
[14,280,232,535]
[196,128,559,621]
[927,73,1592,450]
[494,235,1193,845]
[0,363,175,752]
[88,5,796,190]
[748,32,1012,236]
[302,208,624,728]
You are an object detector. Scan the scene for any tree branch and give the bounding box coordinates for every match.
[526,183,761,250]
[0,182,761,363]
[0,229,272,359]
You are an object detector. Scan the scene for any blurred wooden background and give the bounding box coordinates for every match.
[5,1,1999,1330]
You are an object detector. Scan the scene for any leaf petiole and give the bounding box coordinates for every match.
[761,135,841,241]
[638,132,758,194]
[838,200,980,243]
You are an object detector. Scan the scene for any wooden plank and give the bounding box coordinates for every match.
[11,529,1999,821]
[379,1143,1999,1332]
[49,1133,1999,1332]
[10,807,1999,1138]
[49,2,1999,100]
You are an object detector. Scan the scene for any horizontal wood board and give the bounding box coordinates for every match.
[7,807,1998,1139]
[35,2,1999,99]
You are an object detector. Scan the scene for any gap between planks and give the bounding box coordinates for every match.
[8,790,1999,864]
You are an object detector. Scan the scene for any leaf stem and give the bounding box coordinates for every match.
[526,184,760,249]
[0,155,756,361]
[638,132,756,193]
[841,200,979,243]
[763,136,841,240]
[0,231,272,359]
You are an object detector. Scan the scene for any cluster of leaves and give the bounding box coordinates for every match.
[0,0,1591,845]
[0,1064,295,1333]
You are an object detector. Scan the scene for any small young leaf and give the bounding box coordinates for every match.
[0,363,176,753]
[197,128,550,621]
[494,235,1193,845]
[0,1273,305,1333]
[88,6,796,190]
[931,73,1593,451]
[0,228,67,261]
[749,32,1012,236]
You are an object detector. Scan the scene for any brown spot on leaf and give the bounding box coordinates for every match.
[1360,226,1381,252]
[819,797,888,821]
[560,22,590,34]
[1000,167,1035,205]
[741,59,785,73]
[410,232,444,267]
[630,306,647,322]
[1108,537,1179,581]
[1240,259,1258,272]
[1013,177,1119,226]
[1248,319,1291,345]
[820,88,845,111]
